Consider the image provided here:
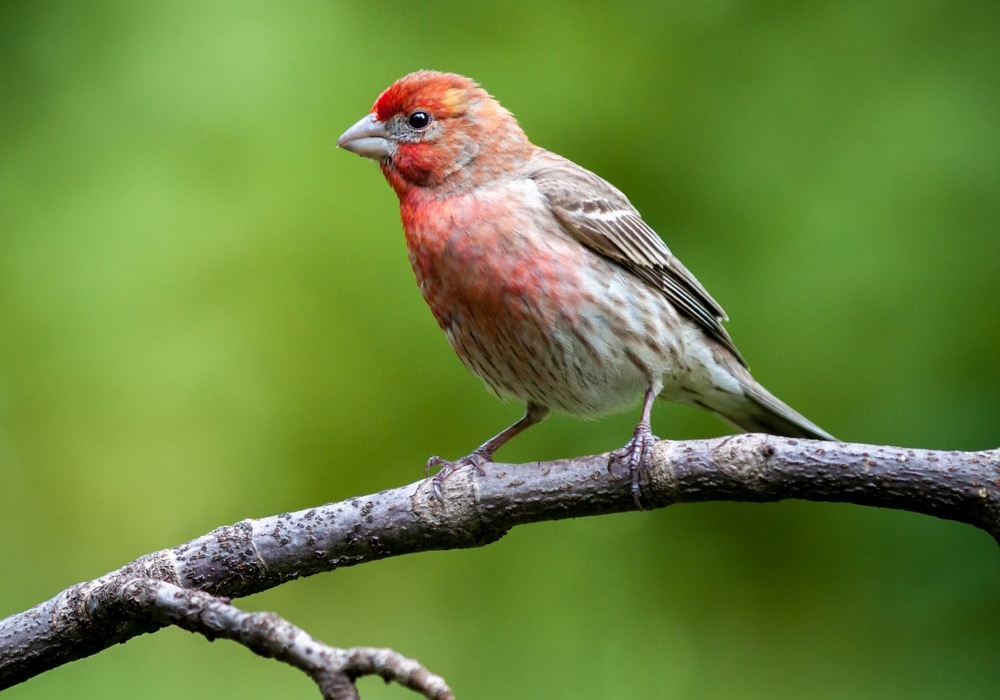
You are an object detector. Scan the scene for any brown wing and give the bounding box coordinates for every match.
[528,149,746,367]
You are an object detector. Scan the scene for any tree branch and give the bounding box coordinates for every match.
[107,579,452,700]
[1,435,997,694]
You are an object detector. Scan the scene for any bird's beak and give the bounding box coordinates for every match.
[337,113,391,159]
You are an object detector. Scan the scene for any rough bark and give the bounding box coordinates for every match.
[1,435,996,696]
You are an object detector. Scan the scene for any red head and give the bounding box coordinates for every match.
[338,71,533,197]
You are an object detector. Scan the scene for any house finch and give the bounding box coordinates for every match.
[338,70,833,505]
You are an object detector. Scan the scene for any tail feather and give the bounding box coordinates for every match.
[715,365,835,441]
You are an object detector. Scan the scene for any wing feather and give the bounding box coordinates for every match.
[528,150,746,366]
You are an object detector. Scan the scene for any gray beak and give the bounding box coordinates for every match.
[337,113,391,159]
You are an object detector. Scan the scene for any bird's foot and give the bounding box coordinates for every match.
[426,450,490,502]
[609,423,658,509]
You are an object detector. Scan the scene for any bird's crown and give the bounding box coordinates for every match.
[373,70,484,122]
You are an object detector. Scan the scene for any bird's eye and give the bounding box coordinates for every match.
[406,111,432,130]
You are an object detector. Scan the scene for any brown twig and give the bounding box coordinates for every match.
[1,435,996,695]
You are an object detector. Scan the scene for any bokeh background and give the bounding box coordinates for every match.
[2,1,998,698]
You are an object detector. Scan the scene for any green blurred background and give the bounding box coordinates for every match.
[2,1,998,698]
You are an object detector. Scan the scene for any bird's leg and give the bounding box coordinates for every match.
[427,402,550,501]
[610,384,659,509]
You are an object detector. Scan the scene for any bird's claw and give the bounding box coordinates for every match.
[426,450,489,503]
[609,424,658,509]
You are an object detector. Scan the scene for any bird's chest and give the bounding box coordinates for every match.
[396,186,667,415]
[401,187,582,335]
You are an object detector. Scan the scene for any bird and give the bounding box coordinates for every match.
[337,70,833,505]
